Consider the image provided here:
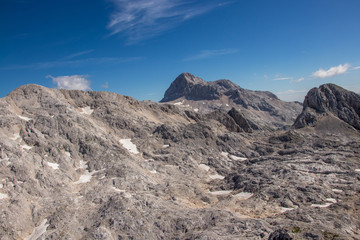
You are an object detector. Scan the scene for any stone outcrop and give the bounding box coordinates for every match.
[294,83,360,130]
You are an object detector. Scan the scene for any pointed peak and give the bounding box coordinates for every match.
[175,73,206,85]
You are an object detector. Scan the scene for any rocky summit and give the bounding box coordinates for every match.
[0,76,359,240]
[294,83,360,130]
[161,73,303,130]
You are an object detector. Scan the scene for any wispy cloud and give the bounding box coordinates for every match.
[47,75,91,91]
[101,81,109,89]
[312,63,350,78]
[61,49,94,60]
[291,77,305,83]
[353,66,360,70]
[107,0,223,43]
[0,57,144,70]
[276,89,307,102]
[184,48,238,61]
[273,77,291,81]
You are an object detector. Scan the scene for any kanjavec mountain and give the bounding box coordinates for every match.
[161,73,302,130]
[0,75,359,240]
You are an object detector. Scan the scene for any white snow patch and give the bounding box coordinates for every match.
[221,152,229,157]
[229,154,247,161]
[174,102,183,106]
[234,192,253,200]
[11,132,20,141]
[21,144,33,151]
[24,219,49,240]
[199,164,210,172]
[281,207,294,213]
[226,104,229,107]
[46,161,59,170]
[65,151,71,158]
[120,139,139,154]
[112,187,131,198]
[78,160,88,169]
[209,190,232,195]
[311,203,332,208]
[326,198,337,203]
[0,193,9,200]
[332,189,343,193]
[79,160,87,169]
[75,172,93,184]
[75,167,97,184]
[355,169,360,172]
[80,106,93,115]
[149,170,157,174]
[124,192,132,198]
[112,187,126,193]
[18,115,32,121]
[209,174,225,180]
[163,144,170,148]
[194,108,199,112]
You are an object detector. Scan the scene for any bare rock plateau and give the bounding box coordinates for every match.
[0,74,359,239]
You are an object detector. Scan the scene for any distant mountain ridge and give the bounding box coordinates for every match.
[161,73,302,130]
[161,72,278,104]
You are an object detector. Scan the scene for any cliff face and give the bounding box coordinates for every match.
[161,73,303,130]
[294,83,360,130]
[0,83,359,240]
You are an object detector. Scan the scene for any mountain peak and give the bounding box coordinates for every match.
[177,72,206,84]
[294,83,360,130]
[161,73,302,129]
[160,73,213,102]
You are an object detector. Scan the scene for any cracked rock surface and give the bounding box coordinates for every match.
[0,82,359,240]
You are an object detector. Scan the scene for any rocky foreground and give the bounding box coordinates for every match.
[0,75,359,239]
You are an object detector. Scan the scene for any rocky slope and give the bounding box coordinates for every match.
[161,73,303,130]
[0,83,359,239]
[294,83,360,130]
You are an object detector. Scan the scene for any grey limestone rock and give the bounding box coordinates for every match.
[161,73,302,130]
[294,83,360,130]
[0,83,359,240]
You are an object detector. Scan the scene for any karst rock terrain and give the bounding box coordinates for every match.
[0,73,359,240]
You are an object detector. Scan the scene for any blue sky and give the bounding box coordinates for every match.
[1,0,360,102]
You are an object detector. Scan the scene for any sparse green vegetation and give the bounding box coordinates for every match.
[323,231,339,240]
[291,226,301,233]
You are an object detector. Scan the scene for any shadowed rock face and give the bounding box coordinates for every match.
[0,83,360,240]
[161,73,302,130]
[161,73,278,104]
[294,83,360,130]
[268,229,292,240]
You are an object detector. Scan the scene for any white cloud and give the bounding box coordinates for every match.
[101,81,109,89]
[107,0,221,43]
[273,77,290,81]
[276,89,307,102]
[292,77,305,83]
[312,63,350,78]
[47,75,91,91]
[61,49,94,60]
[353,66,360,70]
[184,49,238,61]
